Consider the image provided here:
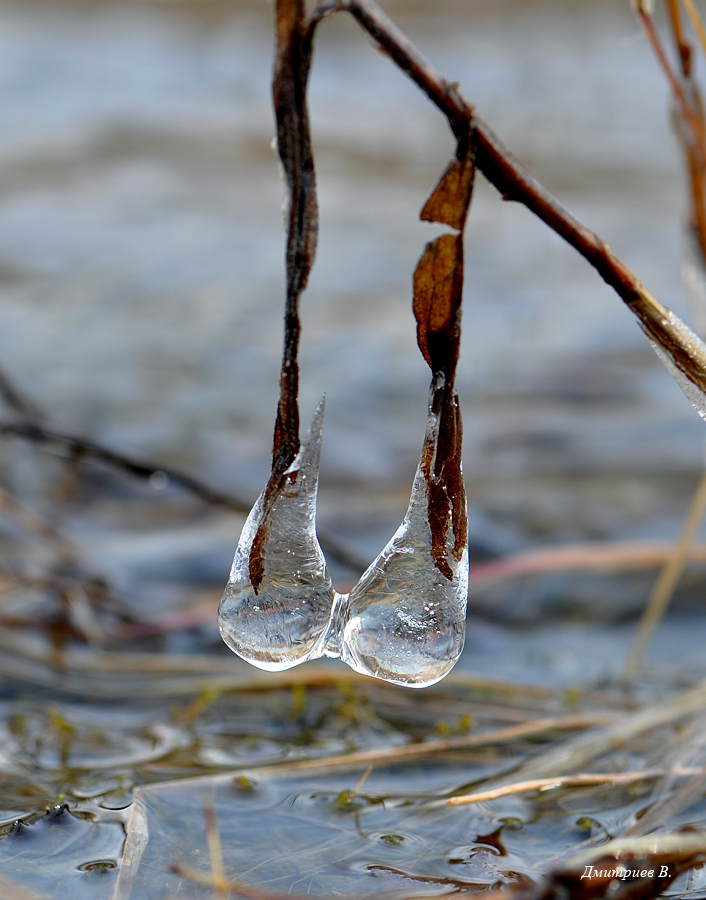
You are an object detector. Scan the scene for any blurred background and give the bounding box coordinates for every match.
[0,0,704,683]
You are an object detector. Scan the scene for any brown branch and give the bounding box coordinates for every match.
[640,6,706,269]
[248,0,321,590]
[271,0,318,475]
[306,0,706,405]
[641,10,693,117]
[0,418,251,511]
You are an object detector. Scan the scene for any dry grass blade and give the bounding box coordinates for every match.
[446,768,706,807]
[485,682,706,787]
[467,538,706,593]
[203,801,229,897]
[0,486,77,565]
[624,469,706,683]
[163,714,618,783]
[567,830,706,870]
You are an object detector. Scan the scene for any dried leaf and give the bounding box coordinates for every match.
[420,148,475,231]
[412,233,463,374]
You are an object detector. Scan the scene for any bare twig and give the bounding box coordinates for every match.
[0,418,366,572]
[639,7,706,265]
[619,3,706,683]
[0,418,251,511]
[271,0,317,476]
[247,0,321,590]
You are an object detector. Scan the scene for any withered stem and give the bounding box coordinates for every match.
[307,0,706,399]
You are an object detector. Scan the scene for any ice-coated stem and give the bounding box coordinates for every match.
[217,400,335,670]
[339,381,468,687]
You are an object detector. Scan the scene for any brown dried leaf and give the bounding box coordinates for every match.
[413,233,463,373]
[420,146,474,231]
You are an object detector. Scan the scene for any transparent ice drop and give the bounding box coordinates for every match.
[645,308,706,422]
[217,399,336,671]
[335,387,468,688]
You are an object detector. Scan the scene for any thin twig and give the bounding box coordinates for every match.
[640,6,706,265]
[640,10,695,125]
[0,418,367,572]
[0,419,252,511]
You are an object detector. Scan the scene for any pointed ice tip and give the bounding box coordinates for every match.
[303,395,326,447]
[309,394,326,436]
[285,396,326,478]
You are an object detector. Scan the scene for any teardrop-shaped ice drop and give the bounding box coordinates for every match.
[217,399,336,670]
[339,389,468,688]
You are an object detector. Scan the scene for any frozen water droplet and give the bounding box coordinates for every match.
[647,309,706,421]
[218,399,335,670]
[339,386,468,688]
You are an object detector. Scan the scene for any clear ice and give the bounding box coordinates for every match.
[218,395,469,687]
[647,309,706,422]
[217,399,336,670]
[336,390,467,687]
